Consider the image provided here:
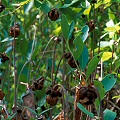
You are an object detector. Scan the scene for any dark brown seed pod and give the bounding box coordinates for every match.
[46,95,58,106]
[46,88,52,95]
[0,89,5,100]
[78,84,97,105]
[0,4,5,13]
[0,52,9,63]
[68,57,79,68]
[30,77,45,91]
[48,8,59,21]
[64,52,79,68]
[86,20,95,32]
[10,24,20,37]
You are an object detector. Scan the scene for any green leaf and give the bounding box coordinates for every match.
[81,25,89,42]
[38,108,52,116]
[23,106,38,115]
[86,53,103,79]
[112,96,120,99]
[72,36,84,60]
[79,45,89,70]
[101,74,117,92]
[24,0,34,14]
[61,14,69,39]
[77,103,94,118]
[34,0,42,8]
[40,2,50,14]
[25,11,39,29]
[68,20,75,39]
[114,59,120,71]
[61,0,79,8]
[94,80,105,99]
[103,109,116,120]
[7,113,17,120]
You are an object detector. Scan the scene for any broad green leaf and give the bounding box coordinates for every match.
[24,0,34,14]
[94,80,105,99]
[77,103,94,118]
[61,14,69,39]
[34,0,42,8]
[68,20,75,39]
[86,53,103,79]
[25,11,39,29]
[103,109,116,120]
[81,25,89,42]
[101,74,117,92]
[73,36,84,60]
[79,45,89,70]
[114,59,120,71]
[84,6,91,15]
[38,96,46,107]
[61,0,79,8]
[53,27,61,35]
[40,2,50,14]
[108,8,115,20]
[102,52,112,62]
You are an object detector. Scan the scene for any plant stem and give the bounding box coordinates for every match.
[52,41,57,86]
[13,25,17,113]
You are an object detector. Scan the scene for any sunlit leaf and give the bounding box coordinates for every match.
[102,52,112,62]
[81,25,89,42]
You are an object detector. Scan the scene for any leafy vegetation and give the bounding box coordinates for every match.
[0,0,120,120]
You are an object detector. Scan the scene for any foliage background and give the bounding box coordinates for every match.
[0,0,120,119]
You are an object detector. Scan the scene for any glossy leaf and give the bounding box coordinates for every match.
[77,103,94,118]
[79,45,89,70]
[81,25,89,42]
[24,0,34,14]
[101,74,117,92]
[73,36,84,60]
[86,53,103,79]
[61,0,79,8]
[103,109,116,120]
[68,20,75,39]
[61,14,69,39]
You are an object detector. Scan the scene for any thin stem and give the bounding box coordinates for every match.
[51,41,57,86]
[35,36,56,79]
[13,24,17,113]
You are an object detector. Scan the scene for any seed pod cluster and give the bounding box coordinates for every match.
[30,77,45,91]
[0,89,5,100]
[46,85,62,106]
[10,24,20,37]
[86,20,95,32]
[48,8,59,21]
[0,3,5,13]
[0,52,9,63]
[78,83,97,105]
[64,52,79,68]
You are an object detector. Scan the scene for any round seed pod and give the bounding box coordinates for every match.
[48,8,59,21]
[46,95,58,106]
[10,24,20,37]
